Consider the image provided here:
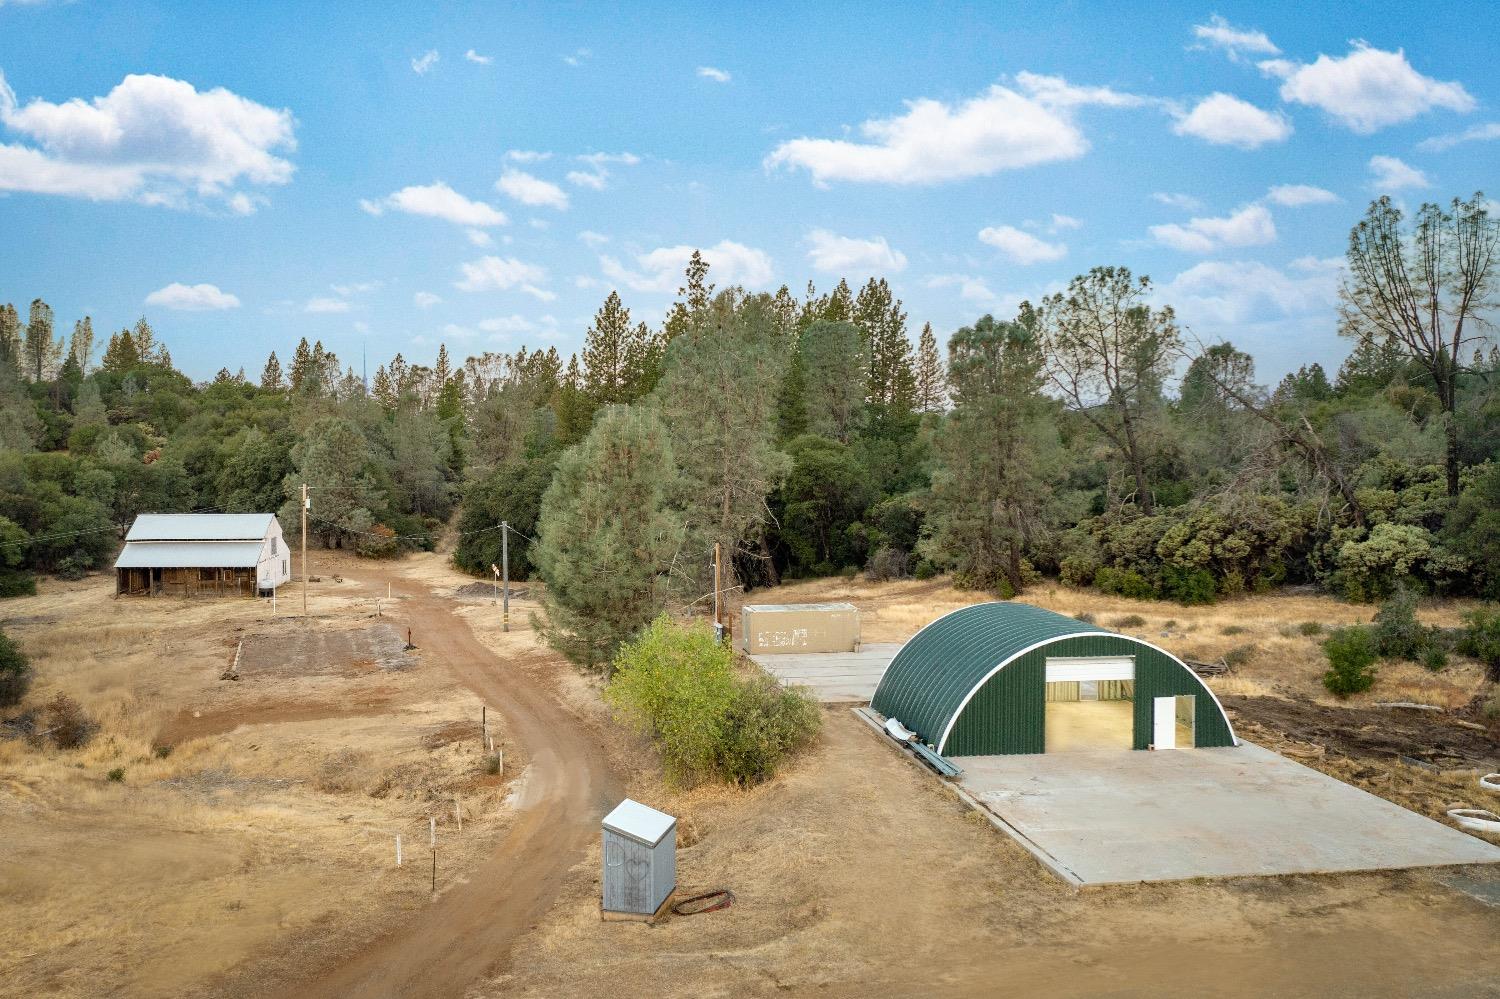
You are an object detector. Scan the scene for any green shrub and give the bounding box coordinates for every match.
[1220,625,1247,636]
[1323,627,1377,698]
[1161,565,1216,606]
[606,616,819,786]
[1297,621,1324,636]
[0,569,36,599]
[153,744,173,759]
[1111,614,1146,629]
[1371,586,1428,661]
[106,767,125,783]
[1421,645,1448,671]
[0,627,31,707]
[1457,606,1500,681]
[1094,567,1156,600]
[1223,644,1256,667]
[913,560,938,581]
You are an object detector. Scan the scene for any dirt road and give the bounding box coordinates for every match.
[280,562,620,999]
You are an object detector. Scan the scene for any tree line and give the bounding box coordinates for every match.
[1,194,1497,676]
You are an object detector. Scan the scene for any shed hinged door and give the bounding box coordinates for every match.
[1044,656,1135,683]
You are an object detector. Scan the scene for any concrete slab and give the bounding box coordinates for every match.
[953,741,1500,886]
[751,643,901,703]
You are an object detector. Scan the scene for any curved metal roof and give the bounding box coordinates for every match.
[871,602,1111,745]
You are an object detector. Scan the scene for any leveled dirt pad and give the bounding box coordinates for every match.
[750,643,902,702]
[948,740,1500,885]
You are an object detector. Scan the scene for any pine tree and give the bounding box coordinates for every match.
[799,320,866,442]
[371,365,397,410]
[288,338,316,394]
[213,367,236,384]
[582,291,657,405]
[101,328,140,372]
[661,250,714,342]
[132,317,158,363]
[532,405,684,669]
[854,278,915,408]
[260,351,284,390]
[554,354,595,445]
[913,322,945,412]
[69,317,95,374]
[23,299,62,381]
[0,304,21,378]
[434,343,452,388]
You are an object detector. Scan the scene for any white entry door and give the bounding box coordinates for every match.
[1153,696,1177,749]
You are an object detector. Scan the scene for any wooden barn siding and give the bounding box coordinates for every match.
[945,635,1234,756]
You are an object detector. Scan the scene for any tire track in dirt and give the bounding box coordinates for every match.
[275,563,621,999]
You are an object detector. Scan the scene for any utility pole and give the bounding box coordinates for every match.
[501,521,510,633]
[301,483,308,617]
[713,541,722,643]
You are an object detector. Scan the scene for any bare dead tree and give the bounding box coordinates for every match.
[1340,192,1499,496]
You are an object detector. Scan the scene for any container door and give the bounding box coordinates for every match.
[1153,696,1177,749]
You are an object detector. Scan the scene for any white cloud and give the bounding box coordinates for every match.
[765,73,1143,185]
[454,255,548,293]
[479,313,561,340]
[144,282,240,311]
[411,50,439,75]
[522,284,557,302]
[360,181,507,227]
[413,291,442,308]
[566,170,607,189]
[978,224,1067,265]
[465,228,493,247]
[1260,43,1474,133]
[305,297,350,314]
[577,229,609,247]
[1173,93,1292,149]
[697,66,731,83]
[1049,213,1082,231]
[1266,183,1339,206]
[1153,192,1204,211]
[1161,256,1342,327]
[0,69,295,208]
[563,48,591,67]
[577,151,641,167]
[1367,154,1430,191]
[600,240,774,293]
[227,192,263,215]
[506,149,551,162]
[464,49,492,65]
[1150,203,1277,254]
[1191,15,1279,60]
[1417,121,1500,152]
[330,280,380,297]
[805,229,907,273]
[926,273,1001,304]
[495,168,569,209]
[353,320,370,334]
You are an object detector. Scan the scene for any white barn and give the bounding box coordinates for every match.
[114,513,292,598]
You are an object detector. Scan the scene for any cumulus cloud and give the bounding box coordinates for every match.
[1266,183,1339,206]
[478,313,561,339]
[563,48,591,67]
[926,273,1001,304]
[1049,213,1082,231]
[0,69,295,208]
[1259,43,1474,133]
[454,255,549,297]
[577,229,609,247]
[506,149,551,162]
[1367,154,1429,191]
[600,240,773,293]
[1150,203,1276,254]
[304,296,350,314]
[465,228,493,246]
[1417,121,1500,152]
[411,50,439,75]
[144,282,240,311]
[697,66,731,83]
[565,151,640,190]
[1161,256,1342,328]
[765,72,1144,185]
[413,291,442,308]
[1191,15,1280,60]
[978,224,1067,265]
[464,49,492,65]
[360,181,507,227]
[495,168,569,209]
[1172,93,1292,149]
[805,229,907,273]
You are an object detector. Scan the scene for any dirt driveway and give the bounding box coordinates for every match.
[266,558,621,999]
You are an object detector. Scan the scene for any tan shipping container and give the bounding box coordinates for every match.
[739,602,860,655]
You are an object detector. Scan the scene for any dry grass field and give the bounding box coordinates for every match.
[0,554,517,999]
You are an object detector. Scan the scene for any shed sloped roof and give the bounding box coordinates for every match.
[114,541,265,569]
[126,513,275,542]
[871,603,1104,743]
[602,798,675,846]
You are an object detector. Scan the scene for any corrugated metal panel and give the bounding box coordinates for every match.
[114,541,265,569]
[870,602,1236,756]
[126,513,274,542]
[871,603,1092,746]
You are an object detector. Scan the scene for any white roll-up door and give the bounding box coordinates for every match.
[1045,656,1135,683]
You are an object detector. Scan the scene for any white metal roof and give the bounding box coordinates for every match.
[602,798,676,846]
[126,513,276,542]
[114,541,266,569]
[742,602,857,613]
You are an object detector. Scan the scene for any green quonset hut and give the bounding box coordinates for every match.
[871,602,1237,756]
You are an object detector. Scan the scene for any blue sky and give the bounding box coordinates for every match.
[0,1,1495,383]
